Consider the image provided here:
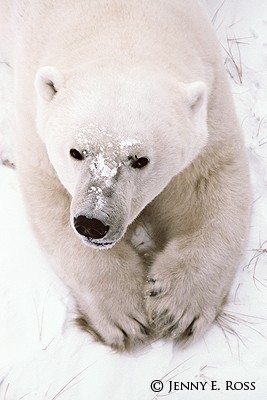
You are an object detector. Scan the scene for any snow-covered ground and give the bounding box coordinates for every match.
[0,1,267,399]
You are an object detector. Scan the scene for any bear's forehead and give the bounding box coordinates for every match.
[73,123,145,187]
[73,122,143,156]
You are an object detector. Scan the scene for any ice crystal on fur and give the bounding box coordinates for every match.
[88,186,105,209]
[74,124,143,187]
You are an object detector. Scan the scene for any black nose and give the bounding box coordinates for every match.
[74,216,109,240]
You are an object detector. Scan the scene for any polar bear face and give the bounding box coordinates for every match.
[35,66,208,249]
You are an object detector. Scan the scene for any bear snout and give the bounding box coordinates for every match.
[74,215,109,240]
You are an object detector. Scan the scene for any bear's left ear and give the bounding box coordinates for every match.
[35,66,64,101]
[187,81,207,114]
[187,81,207,123]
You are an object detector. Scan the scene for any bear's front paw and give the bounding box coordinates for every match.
[76,307,149,352]
[74,267,150,351]
[145,269,221,344]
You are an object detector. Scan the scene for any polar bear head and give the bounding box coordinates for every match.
[35,66,208,249]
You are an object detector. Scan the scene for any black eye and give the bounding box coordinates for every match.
[70,148,84,160]
[131,156,149,169]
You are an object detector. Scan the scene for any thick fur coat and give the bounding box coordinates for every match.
[0,0,251,350]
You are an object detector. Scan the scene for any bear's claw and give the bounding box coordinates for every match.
[76,311,150,352]
[145,272,218,344]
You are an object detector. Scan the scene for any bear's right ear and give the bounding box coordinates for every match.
[35,66,64,101]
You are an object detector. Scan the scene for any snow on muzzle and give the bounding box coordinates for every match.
[71,184,129,249]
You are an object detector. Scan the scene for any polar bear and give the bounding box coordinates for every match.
[1,0,251,350]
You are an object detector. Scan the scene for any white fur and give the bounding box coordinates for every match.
[35,66,65,101]
[0,0,251,350]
